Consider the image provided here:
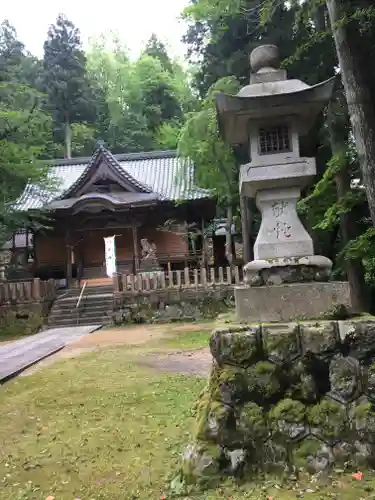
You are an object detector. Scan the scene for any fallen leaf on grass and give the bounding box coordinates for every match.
[352,471,363,481]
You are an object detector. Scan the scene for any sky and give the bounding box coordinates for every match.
[1,0,190,60]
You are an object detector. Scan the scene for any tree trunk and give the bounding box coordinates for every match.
[65,119,72,159]
[326,0,375,226]
[225,205,233,266]
[327,100,370,312]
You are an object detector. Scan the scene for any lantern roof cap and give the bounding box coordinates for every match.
[216,44,336,145]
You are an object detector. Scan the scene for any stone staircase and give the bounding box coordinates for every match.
[48,285,114,328]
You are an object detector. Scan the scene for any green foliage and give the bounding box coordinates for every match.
[155,121,181,149]
[43,14,95,155]
[0,22,55,245]
[143,33,174,74]
[178,76,240,205]
[86,34,193,152]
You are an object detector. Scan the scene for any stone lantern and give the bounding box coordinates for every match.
[216,45,352,322]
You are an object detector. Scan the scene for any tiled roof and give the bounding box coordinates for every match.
[15,149,211,211]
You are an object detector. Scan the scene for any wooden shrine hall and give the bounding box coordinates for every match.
[13,146,218,286]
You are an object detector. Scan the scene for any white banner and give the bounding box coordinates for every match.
[104,236,117,277]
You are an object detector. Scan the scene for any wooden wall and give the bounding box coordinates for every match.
[35,226,189,269]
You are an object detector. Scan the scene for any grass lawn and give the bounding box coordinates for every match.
[160,328,212,350]
[0,330,375,499]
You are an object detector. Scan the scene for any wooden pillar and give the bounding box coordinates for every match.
[240,195,252,264]
[201,217,207,268]
[32,230,38,270]
[65,231,73,288]
[11,232,16,264]
[132,226,140,274]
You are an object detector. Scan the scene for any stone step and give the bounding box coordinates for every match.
[48,317,111,328]
[48,285,114,328]
[49,309,113,321]
[52,301,113,312]
[51,301,113,312]
[57,292,113,302]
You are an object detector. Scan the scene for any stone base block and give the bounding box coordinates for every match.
[180,320,375,485]
[235,281,351,322]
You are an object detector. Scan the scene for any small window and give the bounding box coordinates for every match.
[259,125,291,154]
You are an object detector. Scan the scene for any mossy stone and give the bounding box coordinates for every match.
[182,442,223,483]
[349,398,375,444]
[293,437,331,472]
[210,327,259,367]
[329,355,361,403]
[366,362,375,399]
[210,365,249,406]
[309,397,348,444]
[262,323,300,363]
[236,402,269,445]
[195,399,233,444]
[342,321,375,361]
[300,322,339,356]
[246,361,281,404]
[287,359,319,404]
[269,398,307,441]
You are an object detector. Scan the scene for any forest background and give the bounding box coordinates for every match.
[1,0,375,311]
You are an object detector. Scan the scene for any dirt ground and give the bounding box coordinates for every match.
[21,323,213,377]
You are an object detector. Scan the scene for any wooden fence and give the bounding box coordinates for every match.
[0,278,57,304]
[113,266,244,293]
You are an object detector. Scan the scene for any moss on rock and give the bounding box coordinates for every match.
[195,398,233,444]
[210,327,259,366]
[287,359,319,404]
[270,398,307,441]
[309,398,348,444]
[236,402,269,445]
[300,322,339,356]
[182,319,375,483]
[262,324,300,363]
[246,361,281,405]
[181,442,223,484]
[209,365,249,406]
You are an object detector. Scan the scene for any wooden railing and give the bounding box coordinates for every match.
[113,266,243,293]
[0,278,57,304]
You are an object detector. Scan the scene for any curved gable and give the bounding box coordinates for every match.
[61,146,153,199]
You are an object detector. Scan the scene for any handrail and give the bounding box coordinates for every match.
[76,281,87,309]
[76,281,87,326]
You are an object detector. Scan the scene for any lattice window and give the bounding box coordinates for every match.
[259,125,291,154]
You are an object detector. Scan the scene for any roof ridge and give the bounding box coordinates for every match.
[100,147,153,193]
[58,146,153,200]
[51,149,177,167]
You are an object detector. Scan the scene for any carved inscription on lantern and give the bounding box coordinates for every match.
[267,200,292,239]
[274,221,292,239]
[271,200,288,217]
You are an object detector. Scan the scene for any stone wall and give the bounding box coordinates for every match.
[235,281,351,322]
[182,320,375,483]
[113,287,235,324]
[0,300,51,318]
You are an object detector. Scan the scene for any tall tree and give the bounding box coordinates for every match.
[143,34,174,73]
[0,20,24,82]
[43,14,94,158]
[134,54,184,134]
[325,0,375,227]
[178,76,241,265]
[0,23,54,244]
[86,36,153,152]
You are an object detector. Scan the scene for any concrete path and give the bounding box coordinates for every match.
[0,325,102,383]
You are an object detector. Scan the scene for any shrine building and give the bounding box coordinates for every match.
[12,146,220,286]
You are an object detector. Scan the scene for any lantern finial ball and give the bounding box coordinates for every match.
[250,44,280,73]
